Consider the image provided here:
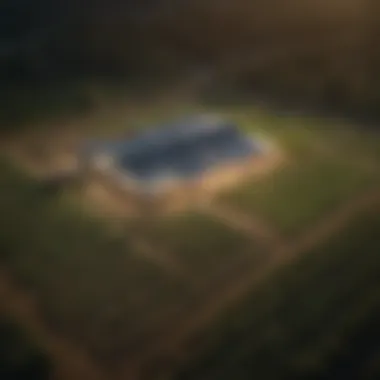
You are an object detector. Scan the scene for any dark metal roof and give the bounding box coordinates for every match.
[82,115,263,187]
[82,115,228,157]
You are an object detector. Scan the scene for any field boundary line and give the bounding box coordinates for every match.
[197,201,284,250]
[131,237,187,279]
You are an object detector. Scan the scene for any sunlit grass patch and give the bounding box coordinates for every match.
[220,155,378,235]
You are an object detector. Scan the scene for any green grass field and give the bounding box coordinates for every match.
[173,207,380,380]
[0,160,263,366]
[0,161,195,362]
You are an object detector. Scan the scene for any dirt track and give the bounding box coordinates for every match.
[131,238,185,278]
[198,201,284,249]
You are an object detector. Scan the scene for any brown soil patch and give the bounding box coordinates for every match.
[3,132,80,179]
[79,179,138,219]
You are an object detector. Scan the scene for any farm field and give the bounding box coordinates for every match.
[0,159,264,370]
[171,207,380,380]
[137,212,261,284]
[0,103,380,380]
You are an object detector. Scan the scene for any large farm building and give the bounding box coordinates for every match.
[80,115,277,214]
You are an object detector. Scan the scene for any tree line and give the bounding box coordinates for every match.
[1,0,380,127]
